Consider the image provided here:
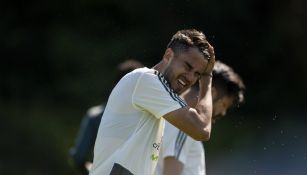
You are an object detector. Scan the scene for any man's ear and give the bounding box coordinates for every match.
[163,48,174,64]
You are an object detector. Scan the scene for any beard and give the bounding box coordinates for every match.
[163,67,182,94]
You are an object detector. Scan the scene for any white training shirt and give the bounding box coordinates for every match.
[155,121,206,175]
[90,67,187,175]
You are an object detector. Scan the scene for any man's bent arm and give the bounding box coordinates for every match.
[163,75,213,141]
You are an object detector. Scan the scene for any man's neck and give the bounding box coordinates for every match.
[152,61,165,73]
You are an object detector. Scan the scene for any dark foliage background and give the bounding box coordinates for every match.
[1,0,306,174]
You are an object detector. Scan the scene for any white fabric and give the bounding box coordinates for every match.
[90,67,186,175]
[155,122,206,175]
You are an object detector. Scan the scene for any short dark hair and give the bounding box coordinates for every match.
[167,29,211,59]
[212,61,245,107]
[116,59,144,81]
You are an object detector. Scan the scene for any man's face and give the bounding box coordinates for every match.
[212,95,235,123]
[163,47,208,94]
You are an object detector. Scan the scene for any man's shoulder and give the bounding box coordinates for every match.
[130,67,155,75]
[127,67,160,82]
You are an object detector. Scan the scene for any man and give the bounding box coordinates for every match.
[69,59,144,175]
[155,61,246,175]
[90,29,215,175]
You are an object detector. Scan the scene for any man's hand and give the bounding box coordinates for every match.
[85,161,93,172]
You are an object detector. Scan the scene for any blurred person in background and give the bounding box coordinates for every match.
[155,61,245,175]
[90,29,215,175]
[69,59,144,175]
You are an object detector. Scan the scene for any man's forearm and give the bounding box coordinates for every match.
[194,75,213,139]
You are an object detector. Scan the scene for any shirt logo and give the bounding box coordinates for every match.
[151,154,159,161]
[153,142,160,151]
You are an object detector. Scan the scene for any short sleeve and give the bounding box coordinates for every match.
[132,71,186,119]
[161,122,191,164]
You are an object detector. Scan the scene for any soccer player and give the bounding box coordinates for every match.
[89,29,215,175]
[155,61,246,175]
[69,59,144,175]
